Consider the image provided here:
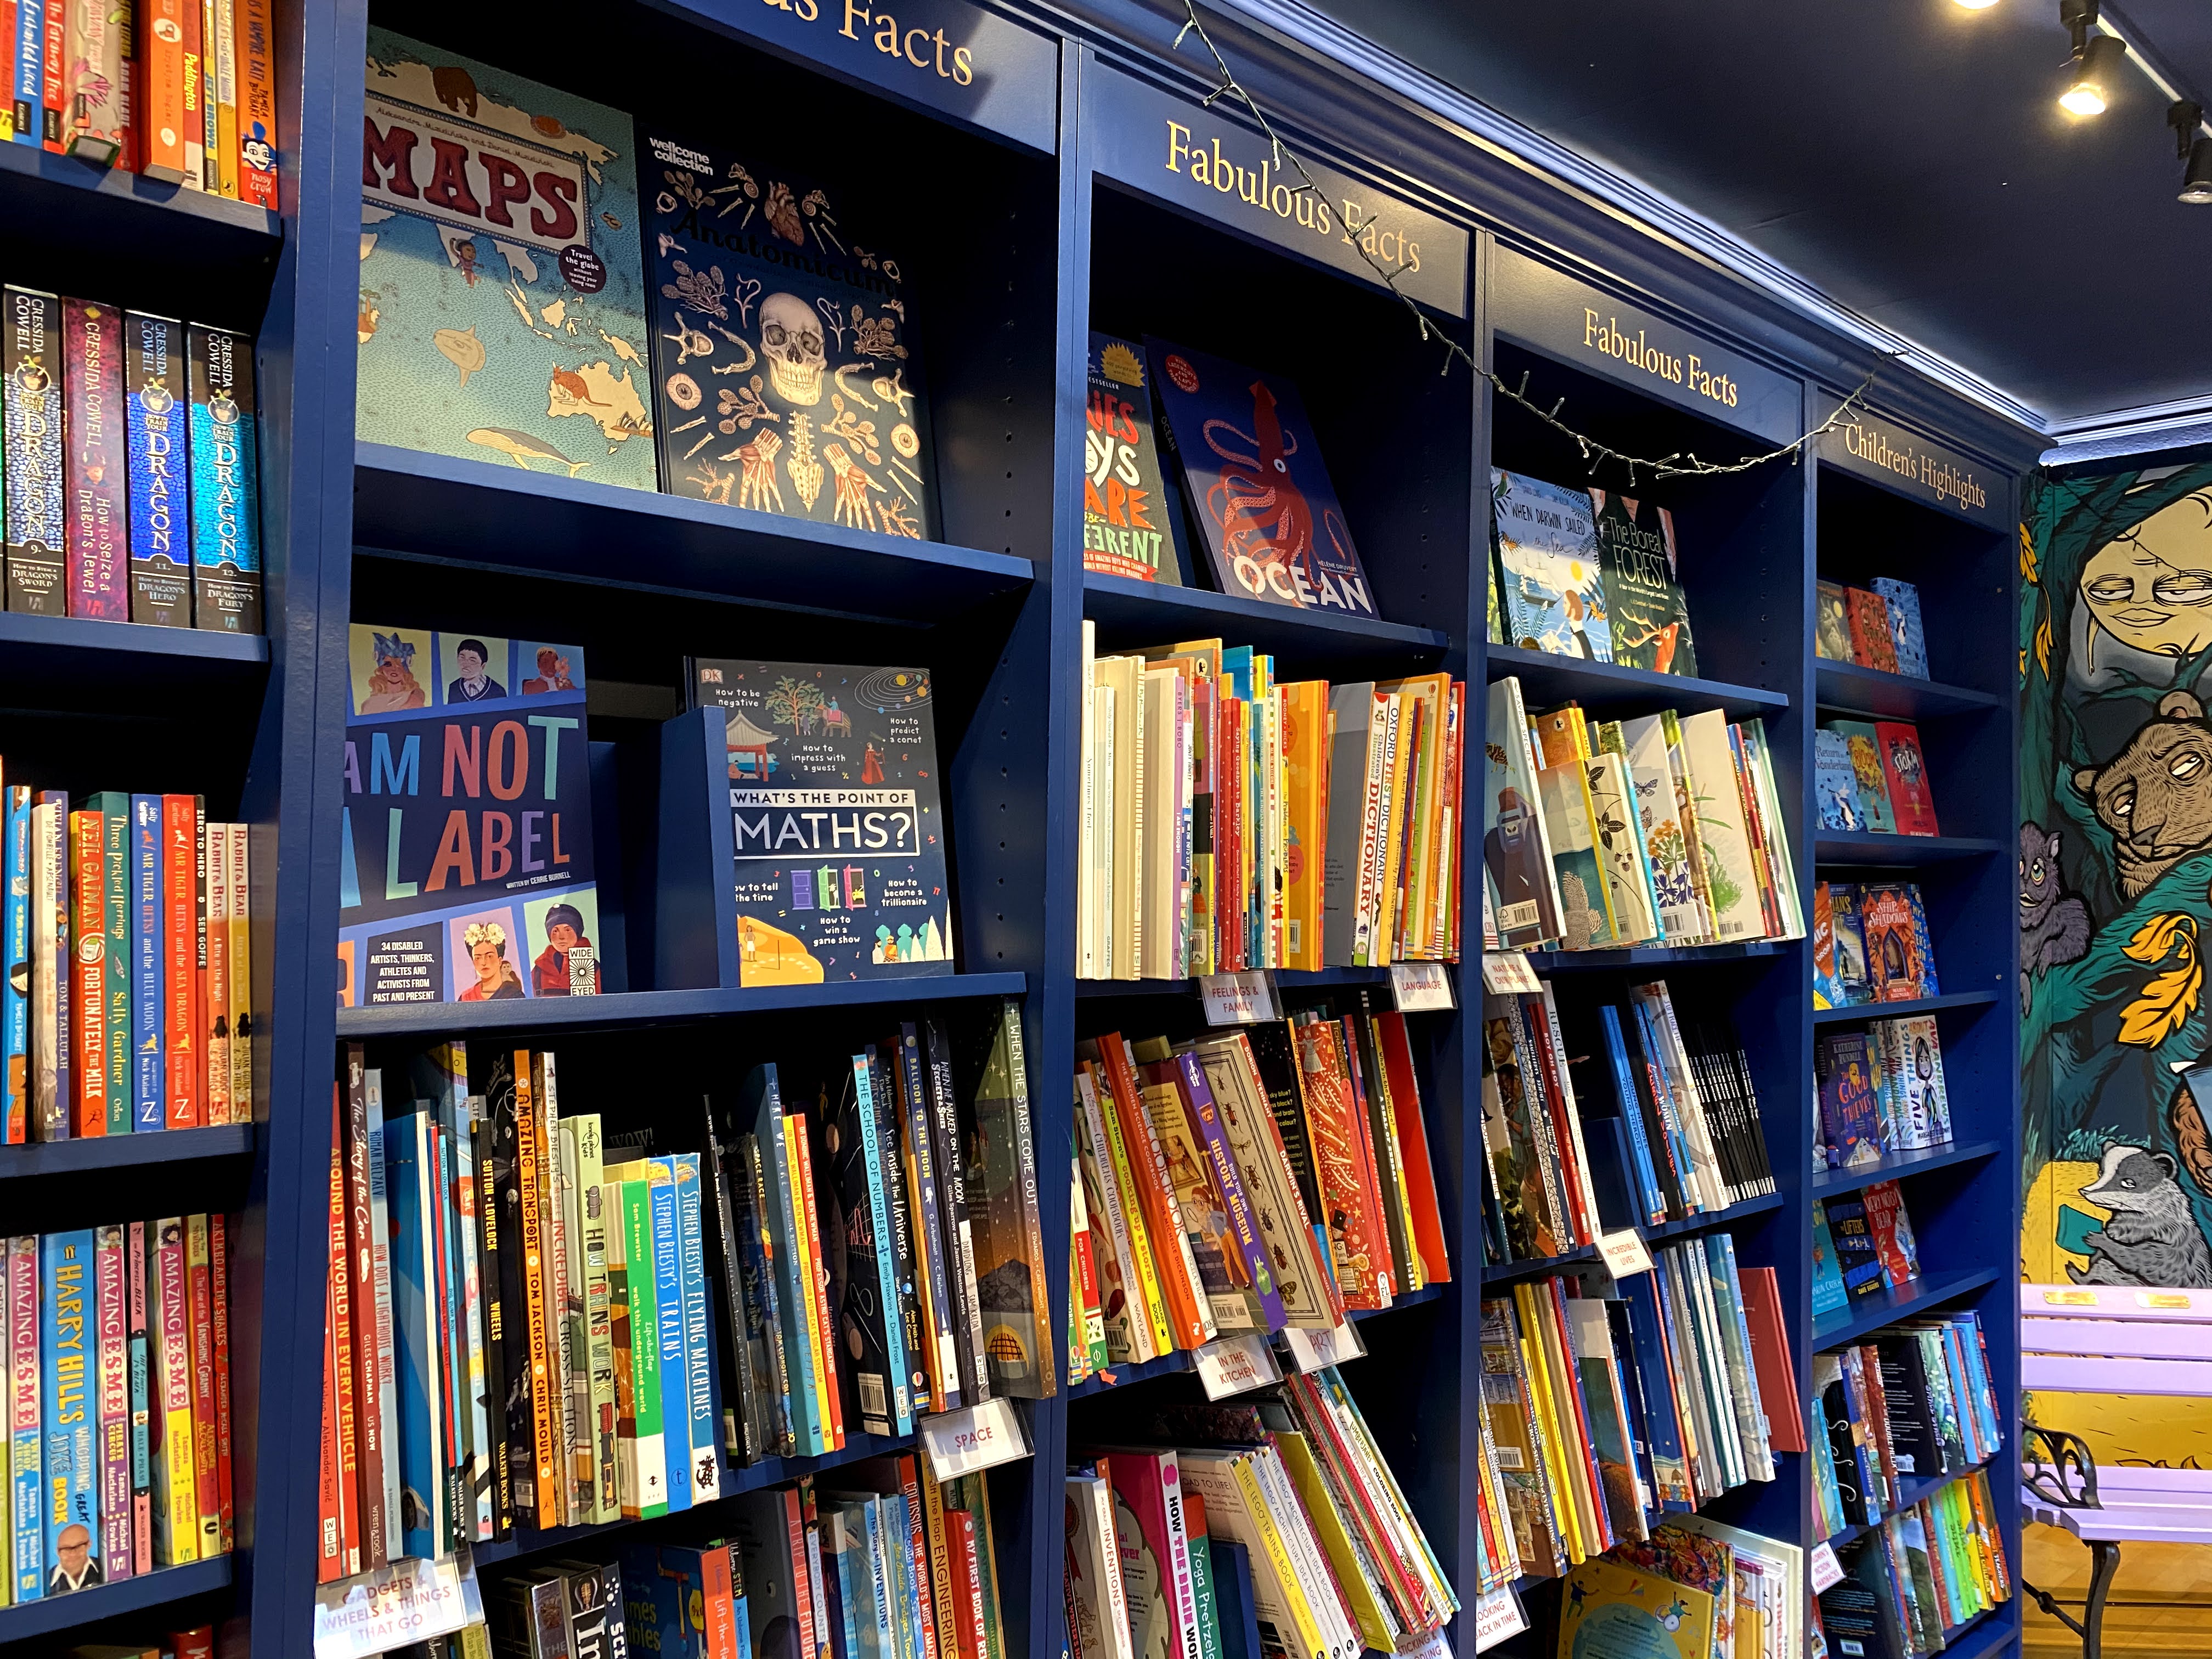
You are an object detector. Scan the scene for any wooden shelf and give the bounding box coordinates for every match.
[354,442,1035,624]
[1814,661,2005,721]
[1814,831,2005,866]
[1813,1266,2004,1347]
[1486,645,1790,718]
[336,972,1030,1036]
[0,1124,252,1181]
[1813,990,2002,1023]
[1813,1139,2005,1197]
[0,1555,232,1644]
[1082,572,1449,667]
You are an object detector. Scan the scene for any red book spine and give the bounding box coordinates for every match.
[186,1214,221,1561]
[782,1487,816,1652]
[950,1506,987,1659]
[1295,1021,1385,1308]
[342,1049,383,1568]
[161,797,198,1127]
[900,1454,940,1659]
[1338,1019,1397,1296]
[208,1212,233,1555]
[37,0,61,150]
[63,298,128,619]
[166,1628,215,1659]
[71,810,108,1137]
[235,0,273,207]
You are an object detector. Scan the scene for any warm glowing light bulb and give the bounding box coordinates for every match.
[1953,0,1999,8]
[2061,80,2108,115]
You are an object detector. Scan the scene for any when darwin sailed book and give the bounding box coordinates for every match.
[358,30,653,488]
[686,660,953,986]
[337,627,599,1007]
[1145,338,1375,617]
[642,129,935,538]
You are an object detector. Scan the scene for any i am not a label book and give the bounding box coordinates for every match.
[337,627,600,1007]
[643,131,933,538]
[359,31,654,489]
[1490,467,1609,661]
[1083,334,1184,584]
[686,659,952,986]
[1146,338,1376,617]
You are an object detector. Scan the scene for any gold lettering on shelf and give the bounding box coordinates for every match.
[1161,119,1438,270]
[812,1,974,86]
[1836,419,1988,512]
[1578,308,1740,408]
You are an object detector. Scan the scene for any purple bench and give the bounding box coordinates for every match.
[2019,1283,2212,1659]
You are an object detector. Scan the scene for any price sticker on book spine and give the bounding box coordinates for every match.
[1392,960,1458,1009]
[1200,970,1278,1026]
[1597,1228,1655,1278]
[1809,1540,1845,1594]
[1194,1331,1281,1398]
[1472,1585,1527,1650]
[1481,952,1541,995]
[1277,1319,1365,1373]
[313,1544,485,1659]
[918,1396,1031,1481]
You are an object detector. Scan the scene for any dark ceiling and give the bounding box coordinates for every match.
[1302,0,2212,433]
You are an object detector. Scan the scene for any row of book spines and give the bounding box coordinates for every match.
[4,792,251,1143]
[3,0,278,205]
[1478,1250,1789,1582]
[1820,1469,2011,1658]
[1,293,263,632]
[1,1216,233,1606]
[1817,578,1929,680]
[1812,1313,2006,1542]
[1815,1022,1955,1170]
[1815,880,1943,1009]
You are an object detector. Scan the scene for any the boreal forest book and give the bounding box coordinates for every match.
[641,131,934,538]
[1144,338,1376,618]
[337,628,599,1006]
[358,31,654,488]
[685,659,953,985]
[1084,334,1184,584]
[1490,468,1609,661]
[1589,486,1699,675]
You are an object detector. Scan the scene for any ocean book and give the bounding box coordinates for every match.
[337,627,599,1007]
[1490,468,1609,660]
[1591,487,1697,674]
[641,128,934,537]
[1084,334,1184,583]
[685,659,953,985]
[1147,338,1376,617]
[359,30,653,488]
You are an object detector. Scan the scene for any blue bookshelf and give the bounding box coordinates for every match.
[8,0,2038,1651]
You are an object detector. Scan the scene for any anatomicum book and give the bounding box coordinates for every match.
[1145,338,1376,617]
[358,31,654,489]
[685,659,953,987]
[336,627,600,1008]
[643,131,934,538]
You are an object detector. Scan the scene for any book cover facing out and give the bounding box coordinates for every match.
[1589,487,1697,675]
[1490,467,1608,661]
[641,129,934,538]
[686,659,952,986]
[1147,337,1375,617]
[359,30,653,488]
[337,627,598,1006]
[1084,334,1183,584]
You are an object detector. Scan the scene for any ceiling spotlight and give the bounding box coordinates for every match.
[1953,0,2000,8]
[2060,34,2126,115]
[2185,138,2212,204]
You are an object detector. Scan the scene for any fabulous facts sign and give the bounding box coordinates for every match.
[1085,64,1469,318]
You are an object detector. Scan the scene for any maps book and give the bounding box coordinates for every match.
[1146,338,1375,617]
[337,627,599,1007]
[1083,333,1184,584]
[685,659,953,986]
[642,131,934,537]
[1590,487,1697,675]
[359,31,654,489]
[1490,468,1610,661]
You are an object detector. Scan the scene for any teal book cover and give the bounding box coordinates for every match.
[1811,1200,1848,1321]
[359,30,653,487]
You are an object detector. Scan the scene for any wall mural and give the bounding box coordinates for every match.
[2021,461,2212,1464]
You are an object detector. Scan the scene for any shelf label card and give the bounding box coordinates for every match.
[1472,1587,1527,1650]
[1809,1541,1845,1594]
[1201,970,1278,1026]
[1813,398,2010,531]
[1481,952,1542,995]
[1598,1229,1655,1279]
[918,1396,1031,1480]
[313,1546,484,1659]
[1278,1319,1365,1373]
[1195,1333,1282,1400]
[1490,246,1802,444]
[1392,961,1457,1009]
[1084,64,1469,317]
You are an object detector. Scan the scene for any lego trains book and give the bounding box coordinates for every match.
[642,129,935,538]
[685,659,953,986]
[358,30,653,489]
[1146,337,1376,617]
[337,627,600,1007]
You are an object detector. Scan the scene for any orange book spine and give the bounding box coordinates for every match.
[71,810,108,1136]
[202,821,228,1127]
[138,0,188,181]
[789,1122,843,1448]
[161,797,197,1127]
[1097,1037,1209,1347]
[234,0,273,207]
[186,1213,223,1560]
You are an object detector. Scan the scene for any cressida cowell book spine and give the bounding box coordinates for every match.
[2,787,28,1144]
[40,1229,97,1591]
[61,298,127,620]
[95,1224,131,1581]
[185,323,261,633]
[4,287,66,616]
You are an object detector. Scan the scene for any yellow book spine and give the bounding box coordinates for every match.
[1232,1452,1333,1659]
[1096,1071,1176,1357]
[1513,1286,1592,1564]
[1275,1432,1396,1651]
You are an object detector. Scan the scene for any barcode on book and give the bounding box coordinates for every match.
[859,1372,887,1419]
[1493,1446,1524,1470]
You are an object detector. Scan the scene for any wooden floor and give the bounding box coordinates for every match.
[2024,1523,2212,1655]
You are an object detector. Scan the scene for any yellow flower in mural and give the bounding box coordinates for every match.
[2117,912,2202,1047]
[2035,613,2052,679]
[2021,521,2040,585]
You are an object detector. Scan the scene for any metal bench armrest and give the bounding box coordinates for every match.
[2025,1420,2102,1510]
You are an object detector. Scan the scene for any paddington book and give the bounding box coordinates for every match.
[685,659,953,986]
[358,30,654,489]
[1146,337,1376,617]
[336,627,600,1007]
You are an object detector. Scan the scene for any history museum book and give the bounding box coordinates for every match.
[642,129,935,538]
[337,627,600,1007]
[685,659,953,986]
[1146,338,1376,617]
[358,30,654,489]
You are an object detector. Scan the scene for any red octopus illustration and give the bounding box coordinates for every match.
[1200,379,1353,605]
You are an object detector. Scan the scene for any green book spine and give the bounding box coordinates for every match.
[622,1177,668,1520]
